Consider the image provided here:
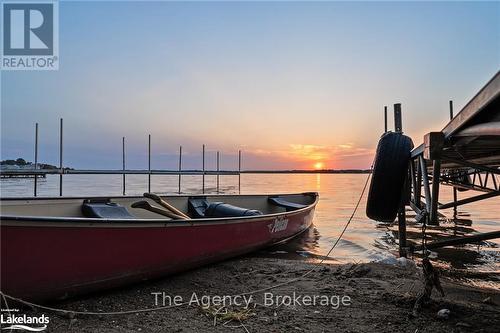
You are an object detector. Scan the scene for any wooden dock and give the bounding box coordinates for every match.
[395,71,500,256]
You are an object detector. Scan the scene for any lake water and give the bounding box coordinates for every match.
[1,173,499,274]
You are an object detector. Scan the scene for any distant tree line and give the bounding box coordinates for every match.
[0,158,72,170]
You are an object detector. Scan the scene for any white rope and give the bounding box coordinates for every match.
[0,171,372,317]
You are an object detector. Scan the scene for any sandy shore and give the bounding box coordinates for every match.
[10,257,500,332]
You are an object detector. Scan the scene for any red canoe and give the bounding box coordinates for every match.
[0,192,318,301]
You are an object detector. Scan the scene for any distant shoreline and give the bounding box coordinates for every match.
[1,169,372,176]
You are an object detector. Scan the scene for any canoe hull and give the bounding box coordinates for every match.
[1,197,316,301]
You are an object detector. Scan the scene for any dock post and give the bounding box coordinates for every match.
[394,104,407,256]
[415,159,422,209]
[34,123,38,197]
[122,137,126,196]
[202,144,205,194]
[384,106,388,133]
[216,151,220,194]
[419,155,432,212]
[178,146,182,194]
[397,201,407,257]
[398,170,409,257]
[452,185,458,218]
[424,132,444,225]
[449,100,458,215]
[59,118,63,196]
[429,159,441,225]
[238,150,241,194]
[409,160,417,204]
[394,103,402,133]
[148,134,151,193]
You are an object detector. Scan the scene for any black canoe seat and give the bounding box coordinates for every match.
[82,199,135,219]
[188,198,263,218]
[268,197,307,212]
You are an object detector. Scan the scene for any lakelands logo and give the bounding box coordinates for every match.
[0,309,49,331]
[1,0,59,70]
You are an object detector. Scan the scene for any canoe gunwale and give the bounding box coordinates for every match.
[0,192,319,226]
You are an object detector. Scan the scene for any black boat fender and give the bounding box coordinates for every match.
[366,132,414,222]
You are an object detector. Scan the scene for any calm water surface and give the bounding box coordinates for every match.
[1,174,499,275]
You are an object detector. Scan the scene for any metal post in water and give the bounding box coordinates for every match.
[34,123,39,197]
[453,185,458,218]
[429,159,442,225]
[59,118,63,196]
[148,134,151,193]
[122,137,126,196]
[394,103,402,133]
[178,146,182,194]
[394,103,407,255]
[238,150,241,194]
[415,159,422,209]
[202,144,205,194]
[384,106,388,133]
[216,151,220,193]
[397,202,407,257]
[419,155,432,212]
[450,100,458,215]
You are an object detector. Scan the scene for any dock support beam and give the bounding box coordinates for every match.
[439,191,500,209]
[411,231,500,252]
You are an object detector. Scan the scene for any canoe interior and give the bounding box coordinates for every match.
[0,192,317,220]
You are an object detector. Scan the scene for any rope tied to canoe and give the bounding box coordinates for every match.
[0,170,372,317]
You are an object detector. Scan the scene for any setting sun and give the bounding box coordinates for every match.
[314,162,325,170]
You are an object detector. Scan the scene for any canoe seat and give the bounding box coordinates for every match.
[268,197,307,211]
[82,199,135,219]
[188,198,263,218]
